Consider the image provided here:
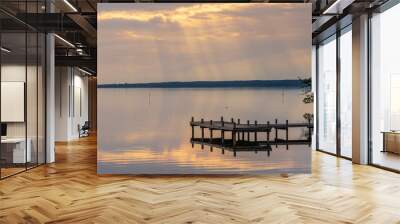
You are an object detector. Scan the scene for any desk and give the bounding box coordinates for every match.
[382,131,400,154]
[1,138,31,163]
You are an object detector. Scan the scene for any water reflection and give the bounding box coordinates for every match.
[98,88,312,174]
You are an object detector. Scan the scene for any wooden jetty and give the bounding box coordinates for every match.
[190,116,313,156]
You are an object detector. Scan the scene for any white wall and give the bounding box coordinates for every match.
[1,65,37,138]
[55,67,89,141]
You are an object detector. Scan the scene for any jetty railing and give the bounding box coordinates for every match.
[190,116,313,156]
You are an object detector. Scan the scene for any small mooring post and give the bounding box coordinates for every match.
[247,120,250,141]
[233,150,237,157]
[237,119,241,141]
[254,120,258,142]
[201,118,204,149]
[267,121,270,144]
[191,116,194,140]
[191,116,195,147]
[201,118,204,142]
[221,116,225,145]
[232,122,237,146]
[210,120,213,144]
[275,119,278,148]
[286,119,289,150]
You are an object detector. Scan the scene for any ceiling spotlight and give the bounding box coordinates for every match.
[1,47,11,53]
[63,0,78,12]
[78,67,94,76]
[54,34,75,48]
[323,0,355,15]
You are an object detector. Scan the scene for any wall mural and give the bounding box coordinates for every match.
[97,3,312,174]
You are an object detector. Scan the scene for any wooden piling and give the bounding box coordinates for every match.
[254,120,258,142]
[267,121,270,144]
[275,119,278,148]
[237,119,241,141]
[191,116,194,140]
[232,123,237,146]
[210,120,213,144]
[201,118,204,141]
[286,119,289,150]
[247,120,250,141]
[221,116,225,145]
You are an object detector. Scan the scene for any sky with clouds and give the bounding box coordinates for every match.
[98,3,311,84]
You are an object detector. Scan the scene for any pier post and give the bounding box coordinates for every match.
[237,119,241,141]
[247,120,250,141]
[286,119,289,150]
[267,121,270,144]
[275,119,278,148]
[233,150,236,157]
[210,120,213,144]
[191,117,195,147]
[191,116,194,141]
[232,123,237,146]
[254,120,258,142]
[221,116,225,145]
[267,148,270,157]
[201,118,204,142]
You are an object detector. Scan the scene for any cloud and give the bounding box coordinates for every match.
[98,3,311,84]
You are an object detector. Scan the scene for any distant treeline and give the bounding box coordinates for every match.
[98,80,305,89]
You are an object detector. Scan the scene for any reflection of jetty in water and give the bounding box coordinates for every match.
[190,116,313,157]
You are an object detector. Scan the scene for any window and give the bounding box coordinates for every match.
[339,27,352,158]
[370,3,400,171]
[317,35,337,154]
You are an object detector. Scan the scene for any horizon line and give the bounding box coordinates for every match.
[97,79,307,89]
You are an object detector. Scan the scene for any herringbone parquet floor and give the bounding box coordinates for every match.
[1,135,400,224]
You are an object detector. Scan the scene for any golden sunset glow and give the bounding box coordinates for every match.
[98,144,302,171]
[97,3,310,84]
[98,4,252,26]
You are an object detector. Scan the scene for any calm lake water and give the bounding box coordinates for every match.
[98,88,312,174]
